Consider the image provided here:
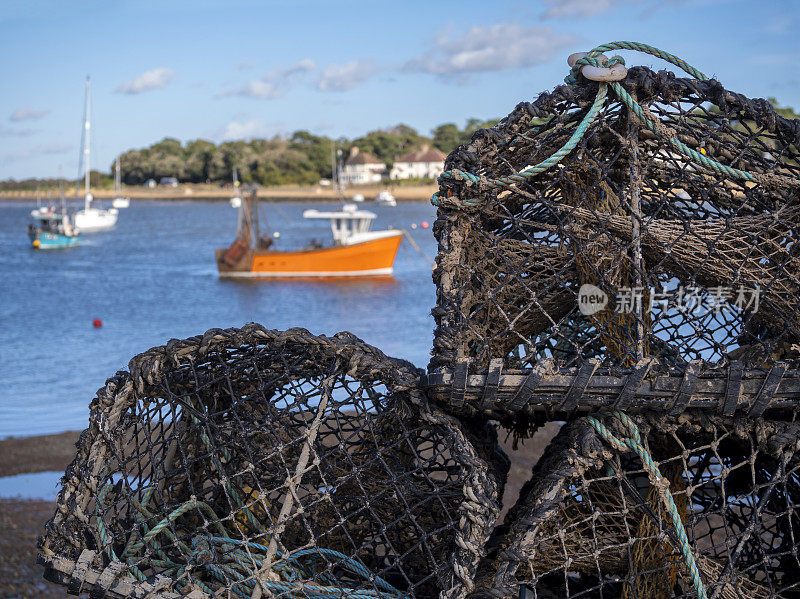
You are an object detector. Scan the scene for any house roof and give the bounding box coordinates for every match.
[396,146,446,164]
[345,146,384,166]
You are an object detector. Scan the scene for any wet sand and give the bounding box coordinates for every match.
[0,432,80,477]
[0,433,78,597]
[0,499,65,597]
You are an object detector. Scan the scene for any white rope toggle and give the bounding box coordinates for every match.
[567,52,627,82]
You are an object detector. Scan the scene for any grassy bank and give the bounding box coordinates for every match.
[0,183,438,202]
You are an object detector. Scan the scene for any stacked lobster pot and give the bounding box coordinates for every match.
[39,326,507,599]
[39,43,800,599]
[423,43,800,598]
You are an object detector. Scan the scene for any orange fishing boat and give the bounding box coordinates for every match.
[216,189,403,278]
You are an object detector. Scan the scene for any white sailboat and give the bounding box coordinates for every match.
[112,156,130,209]
[73,77,119,232]
[374,190,396,206]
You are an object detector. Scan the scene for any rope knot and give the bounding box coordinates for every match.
[566,52,627,84]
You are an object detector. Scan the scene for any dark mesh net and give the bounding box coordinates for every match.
[39,325,506,599]
[474,413,800,599]
[431,66,800,375]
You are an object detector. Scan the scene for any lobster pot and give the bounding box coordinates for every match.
[473,412,800,599]
[430,65,800,395]
[39,325,507,599]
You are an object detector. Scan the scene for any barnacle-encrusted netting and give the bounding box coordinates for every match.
[431,65,800,376]
[472,413,800,599]
[39,325,507,599]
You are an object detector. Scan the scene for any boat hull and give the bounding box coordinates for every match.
[74,208,118,232]
[30,231,80,249]
[216,233,403,278]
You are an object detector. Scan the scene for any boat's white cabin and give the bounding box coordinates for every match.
[302,204,382,246]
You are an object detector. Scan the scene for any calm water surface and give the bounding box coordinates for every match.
[0,199,438,438]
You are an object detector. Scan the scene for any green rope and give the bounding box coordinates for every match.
[432,41,759,207]
[94,405,406,599]
[585,411,707,599]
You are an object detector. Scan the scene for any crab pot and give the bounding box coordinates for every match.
[429,64,800,420]
[39,325,507,599]
[472,412,800,599]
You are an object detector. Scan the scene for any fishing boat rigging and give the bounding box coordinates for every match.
[28,177,80,249]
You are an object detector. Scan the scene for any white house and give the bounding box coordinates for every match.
[390,146,446,180]
[340,147,386,185]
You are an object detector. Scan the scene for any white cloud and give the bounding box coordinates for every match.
[9,108,49,121]
[540,0,636,18]
[218,119,280,140]
[220,59,317,99]
[228,80,283,100]
[317,60,377,92]
[116,68,175,94]
[0,126,37,137]
[404,24,577,76]
[278,58,316,79]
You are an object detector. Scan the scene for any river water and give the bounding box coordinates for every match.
[0,199,438,438]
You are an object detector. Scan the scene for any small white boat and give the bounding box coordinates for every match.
[112,157,130,208]
[74,197,119,231]
[31,206,57,218]
[374,190,396,206]
[351,193,365,203]
[73,77,118,232]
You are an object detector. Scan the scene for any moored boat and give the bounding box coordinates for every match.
[73,77,119,232]
[111,156,130,208]
[216,190,402,278]
[28,212,80,249]
[28,175,80,249]
[374,190,396,206]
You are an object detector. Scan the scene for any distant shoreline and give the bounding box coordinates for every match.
[0,183,438,203]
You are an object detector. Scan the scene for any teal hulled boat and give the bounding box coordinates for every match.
[28,212,80,249]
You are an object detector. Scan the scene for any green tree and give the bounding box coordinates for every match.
[768,98,800,120]
[432,123,461,154]
[350,124,431,168]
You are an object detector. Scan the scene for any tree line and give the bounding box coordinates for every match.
[4,97,797,191]
[0,119,499,191]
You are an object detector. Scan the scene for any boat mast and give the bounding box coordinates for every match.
[58,165,65,214]
[115,156,121,195]
[83,76,91,212]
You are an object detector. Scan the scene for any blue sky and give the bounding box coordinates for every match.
[1,0,797,179]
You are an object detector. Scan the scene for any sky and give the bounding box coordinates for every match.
[0,0,797,180]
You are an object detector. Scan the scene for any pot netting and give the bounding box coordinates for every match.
[473,413,800,599]
[431,64,800,376]
[39,325,506,599]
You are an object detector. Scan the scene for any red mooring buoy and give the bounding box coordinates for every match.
[421,221,430,229]
[93,318,103,328]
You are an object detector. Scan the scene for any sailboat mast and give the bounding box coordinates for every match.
[83,77,91,211]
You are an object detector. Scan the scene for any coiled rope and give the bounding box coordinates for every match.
[94,409,406,599]
[585,411,707,599]
[432,41,762,206]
